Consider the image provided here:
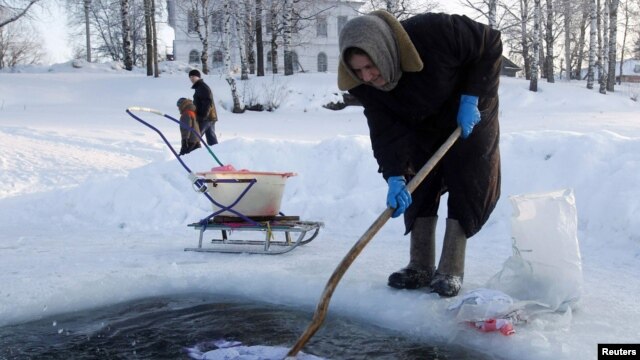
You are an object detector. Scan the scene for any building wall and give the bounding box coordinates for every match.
[579,59,640,81]
[167,0,363,74]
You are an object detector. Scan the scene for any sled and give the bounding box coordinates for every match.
[186,215,322,255]
[126,107,322,255]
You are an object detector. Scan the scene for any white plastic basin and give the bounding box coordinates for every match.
[198,170,296,217]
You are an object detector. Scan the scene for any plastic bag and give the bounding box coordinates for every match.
[487,189,583,313]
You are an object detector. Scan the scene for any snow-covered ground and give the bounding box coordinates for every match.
[1,61,639,360]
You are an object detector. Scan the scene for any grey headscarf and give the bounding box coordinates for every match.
[339,15,402,91]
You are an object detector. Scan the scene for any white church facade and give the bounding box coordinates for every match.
[166,0,364,74]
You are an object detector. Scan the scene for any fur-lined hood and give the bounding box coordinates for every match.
[337,10,423,91]
[178,98,196,113]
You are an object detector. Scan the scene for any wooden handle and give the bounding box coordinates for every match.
[286,127,461,358]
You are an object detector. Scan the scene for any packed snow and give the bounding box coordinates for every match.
[1,61,639,360]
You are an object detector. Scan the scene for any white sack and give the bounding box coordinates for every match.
[487,189,583,313]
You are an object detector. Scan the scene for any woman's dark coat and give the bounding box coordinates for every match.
[345,13,502,238]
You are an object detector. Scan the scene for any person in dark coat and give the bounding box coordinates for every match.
[176,97,201,156]
[338,10,502,297]
[188,69,219,146]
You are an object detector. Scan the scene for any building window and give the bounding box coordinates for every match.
[212,50,223,68]
[291,51,301,72]
[189,50,200,64]
[266,11,275,35]
[188,11,198,33]
[317,52,327,72]
[634,64,640,73]
[316,16,327,37]
[267,50,276,72]
[337,16,348,35]
[211,11,223,33]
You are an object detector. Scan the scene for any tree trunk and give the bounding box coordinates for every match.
[256,0,264,76]
[606,0,618,91]
[234,2,248,80]
[283,0,293,75]
[84,0,92,62]
[223,1,244,113]
[575,5,589,79]
[197,1,210,75]
[617,0,629,85]
[539,9,546,79]
[270,3,278,74]
[120,0,133,70]
[144,0,153,76]
[530,0,540,91]
[545,0,554,82]
[596,0,602,86]
[244,0,255,74]
[587,0,596,89]
[520,0,531,80]
[488,0,497,28]
[151,0,159,77]
[598,0,608,94]
[563,0,571,80]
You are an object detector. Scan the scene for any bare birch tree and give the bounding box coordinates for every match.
[617,0,631,84]
[519,0,532,79]
[606,0,619,91]
[233,0,248,80]
[530,0,541,91]
[151,0,158,77]
[187,0,211,74]
[596,0,603,85]
[0,0,42,28]
[598,0,608,94]
[268,1,278,74]
[120,0,133,70]
[255,0,264,76]
[501,0,532,79]
[223,0,243,113]
[84,0,91,61]
[143,0,153,75]
[0,16,44,68]
[538,3,546,79]
[460,0,499,28]
[574,3,590,79]
[283,0,293,75]
[243,0,255,74]
[563,0,571,79]
[545,0,554,82]
[587,0,596,89]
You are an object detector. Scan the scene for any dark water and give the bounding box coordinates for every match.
[0,294,493,360]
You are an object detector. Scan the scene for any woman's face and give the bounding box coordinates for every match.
[347,54,387,88]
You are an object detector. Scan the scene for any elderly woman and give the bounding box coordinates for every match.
[338,10,502,297]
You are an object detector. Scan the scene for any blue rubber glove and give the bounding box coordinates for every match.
[457,95,481,139]
[386,176,412,218]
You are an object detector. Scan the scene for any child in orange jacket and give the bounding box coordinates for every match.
[176,97,201,155]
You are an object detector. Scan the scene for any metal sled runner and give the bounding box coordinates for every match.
[186,216,321,254]
[126,106,322,254]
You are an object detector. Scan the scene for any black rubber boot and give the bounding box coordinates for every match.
[430,218,467,297]
[388,217,437,289]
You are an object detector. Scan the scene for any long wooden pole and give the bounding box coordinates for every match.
[286,127,461,358]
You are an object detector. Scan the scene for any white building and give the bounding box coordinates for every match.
[167,0,364,74]
[579,59,640,83]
